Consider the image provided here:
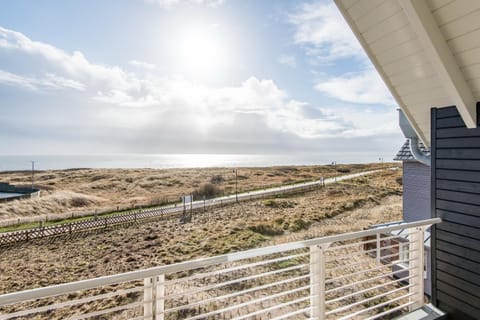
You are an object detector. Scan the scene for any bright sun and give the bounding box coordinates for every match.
[174,24,230,81]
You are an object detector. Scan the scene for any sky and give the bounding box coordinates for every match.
[0,0,404,160]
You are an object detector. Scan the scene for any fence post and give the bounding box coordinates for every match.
[310,243,329,320]
[409,226,425,311]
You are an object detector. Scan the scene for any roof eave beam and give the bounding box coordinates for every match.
[399,0,477,128]
[335,0,430,145]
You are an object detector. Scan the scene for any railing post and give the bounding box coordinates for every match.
[144,277,154,320]
[155,274,165,320]
[409,226,425,311]
[144,274,165,320]
[310,243,329,320]
[376,233,381,264]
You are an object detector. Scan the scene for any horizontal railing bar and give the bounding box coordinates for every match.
[378,248,419,261]
[232,296,310,320]
[326,256,417,284]
[324,238,378,252]
[0,286,143,319]
[67,301,143,320]
[165,252,308,285]
[166,274,310,313]
[325,240,412,262]
[184,285,310,320]
[326,275,415,304]
[366,301,415,320]
[167,264,308,299]
[330,247,417,272]
[325,234,408,254]
[129,316,152,320]
[0,218,440,307]
[337,292,415,320]
[269,307,311,320]
[326,266,415,294]
[328,240,420,264]
[327,257,373,272]
[326,284,415,315]
[129,316,153,320]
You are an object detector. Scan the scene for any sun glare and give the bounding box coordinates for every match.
[173,24,230,81]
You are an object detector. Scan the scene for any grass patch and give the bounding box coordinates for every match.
[289,219,311,232]
[248,224,284,236]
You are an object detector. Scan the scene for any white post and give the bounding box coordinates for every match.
[310,243,329,320]
[376,233,381,265]
[409,227,425,311]
[144,277,154,320]
[155,274,165,320]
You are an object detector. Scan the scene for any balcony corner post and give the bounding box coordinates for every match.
[310,242,330,320]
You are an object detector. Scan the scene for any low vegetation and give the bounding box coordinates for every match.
[0,169,402,296]
[0,163,395,225]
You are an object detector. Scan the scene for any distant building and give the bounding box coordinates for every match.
[394,140,431,223]
[395,140,432,296]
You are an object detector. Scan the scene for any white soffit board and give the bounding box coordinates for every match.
[335,0,479,147]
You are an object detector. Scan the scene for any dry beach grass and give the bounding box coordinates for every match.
[0,167,404,319]
[0,163,390,225]
[0,169,402,294]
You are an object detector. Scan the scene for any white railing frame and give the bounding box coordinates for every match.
[0,218,441,319]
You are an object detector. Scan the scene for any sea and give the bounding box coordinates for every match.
[0,153,385,172]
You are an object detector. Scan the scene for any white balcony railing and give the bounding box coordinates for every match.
[0,218,440,320]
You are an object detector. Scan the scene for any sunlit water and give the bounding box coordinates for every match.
[0,153,384,171]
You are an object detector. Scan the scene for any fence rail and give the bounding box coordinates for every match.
[0,170,381,247]
[0,218,441,320]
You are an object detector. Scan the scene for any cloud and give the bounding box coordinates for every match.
[0,25,401,156]
[0,26,150,106]
[128,60,158,71]
[315,68,394,106]
[0,69,85,91]
[277,54,296,68]
[144,0,224,8]
[289,2,364,62]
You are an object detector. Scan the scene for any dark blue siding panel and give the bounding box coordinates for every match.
[432,106,480,320]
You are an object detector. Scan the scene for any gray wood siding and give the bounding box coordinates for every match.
[432,106,480,320]
[403,161,431,222]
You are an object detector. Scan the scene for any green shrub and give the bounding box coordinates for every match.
[192,183,223,199]
[210,175,224,184]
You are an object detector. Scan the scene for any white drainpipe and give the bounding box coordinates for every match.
[399,110,431,166]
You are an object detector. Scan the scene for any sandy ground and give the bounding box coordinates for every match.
[0,163,392,223]
[0,169,402,295]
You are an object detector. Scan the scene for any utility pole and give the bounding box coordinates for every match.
[31,160,35,190]
[332,161,337,183]
[233,168,238,202]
